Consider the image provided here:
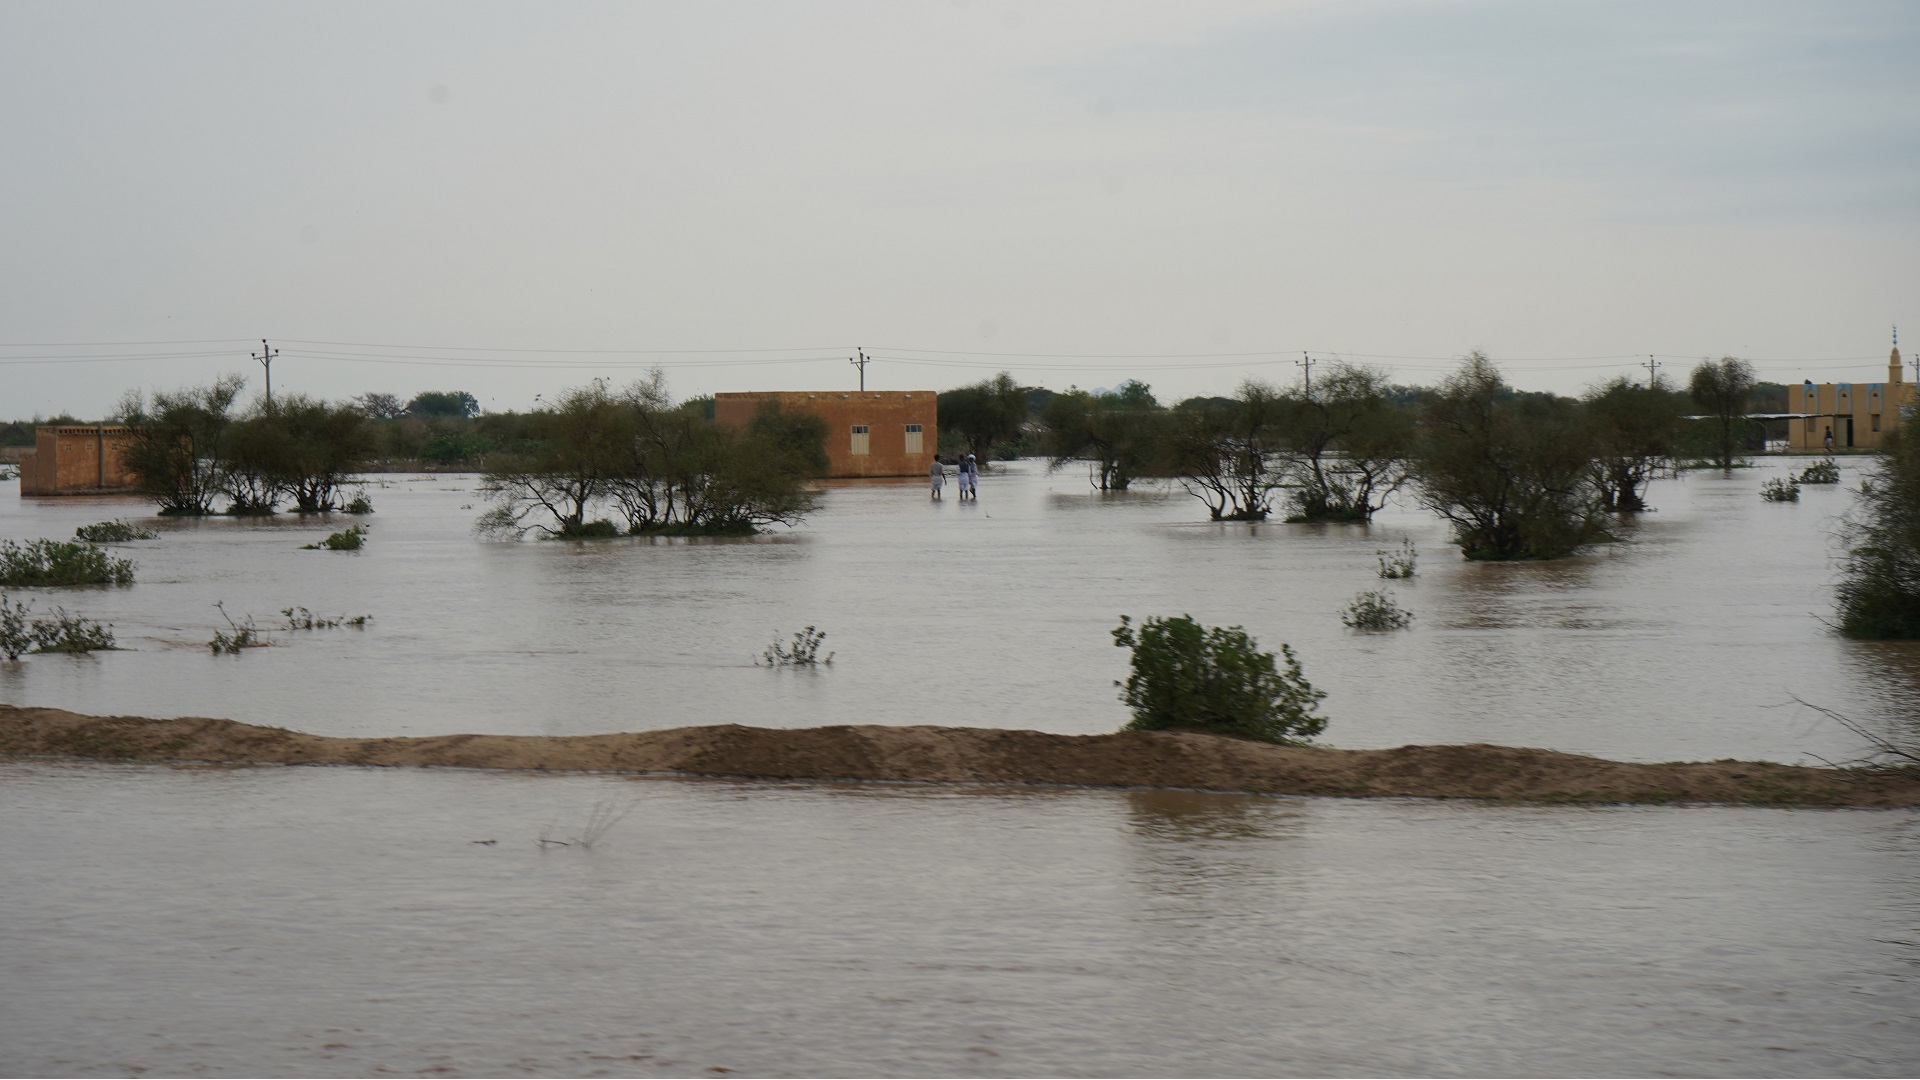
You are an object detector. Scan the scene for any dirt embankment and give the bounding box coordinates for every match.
[3,704,1917,806]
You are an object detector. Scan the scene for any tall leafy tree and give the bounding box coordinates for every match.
[1038,381,1170,491]
[1583,375,1685,512]
[116,375,247,515]
[1688,356,1758,470]
[1276,363,1415,522]
[938,372,1028,463]
[1168,381,1289,521]
[1413,353,1611,560]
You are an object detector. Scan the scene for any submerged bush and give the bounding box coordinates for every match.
[1111,614,1326,745]
[209,602,267,654]
[759,627,833,667]
[1798,459,1841,485]
[559,519,621,539]
[302,525,367,551]
[1376,538,1417,580]
[1342,590,1413,631]
[282,607,371,630]
[341,490,375,515]
[74,520,158,543]
[0,539,135,586]
[1,593,116,658]
[1761,477,1800,502]
[0,593,31,659]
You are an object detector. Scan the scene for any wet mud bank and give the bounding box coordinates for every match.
[4,705,1918,806]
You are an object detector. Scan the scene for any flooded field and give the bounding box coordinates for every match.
[1,458,1916,762]
[4,460,1919,1077]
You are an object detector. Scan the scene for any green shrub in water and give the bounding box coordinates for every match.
[302,525,367,551]
[1837,430,1920,639]
[0,538,135,586]
[282,607,371,630]
[558,519,621,539]
[1,593,116,658]
[759,626,833,667]
[1111,614,1326,745]
[1797,459,1841,485]
[1761,477,1800,502]
[1342,589,1413,630]
[209,601,267,654]
[74,520,158,543]
[1376,538,1417,580]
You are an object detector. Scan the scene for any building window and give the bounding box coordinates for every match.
[904,423,923,455]
[850,425,870,456]
[1807,417,1818,436]
[1873,414,1882,432]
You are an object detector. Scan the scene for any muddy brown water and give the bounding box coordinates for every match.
[3,462,1918,1076]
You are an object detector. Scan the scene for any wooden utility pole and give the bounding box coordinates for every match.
[1644,354,1661,388]
[850,347,870,391]
[252,339,279,407]
[1295,352,1316,398]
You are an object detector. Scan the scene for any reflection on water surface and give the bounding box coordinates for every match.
[1,761,1914,1078]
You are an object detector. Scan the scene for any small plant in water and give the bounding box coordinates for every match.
[341,489,375,515]
[2,592,117,658]
[1376,538,1417,580]
[1342,589,1413,630]
[0,593,28,659]
[302,525,367,551]
[1797,458,1841,485]
[1761,477,1801,502]
[0,538,136,586]
[760,626,833,667]
[280,606,370,630]
[209,601,268,654]
[74,519,158,543]
[538,799,638,849]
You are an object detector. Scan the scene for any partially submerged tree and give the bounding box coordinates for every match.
[1275,363,1415,522]
[479,382,637,537]
[481,374,821,538]
[1583,375,1685,512]
[1837,425,1920,638]
[1168,382,1289,521]
[1688,356,1758,470]
[1038,381,1170,491]
[1412,353,1612,560]
[116,375,247,515]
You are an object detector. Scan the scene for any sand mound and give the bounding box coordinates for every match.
[3,705,1916,806]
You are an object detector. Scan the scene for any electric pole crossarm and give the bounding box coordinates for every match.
[251,338,279,406]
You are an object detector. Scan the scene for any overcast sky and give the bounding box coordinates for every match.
[2,0,1915,418]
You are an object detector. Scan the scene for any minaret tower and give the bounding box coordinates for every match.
[1891,324,1903,385]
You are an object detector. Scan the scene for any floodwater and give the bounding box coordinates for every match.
[3,461,1920,1077]
[2,459,1917,761]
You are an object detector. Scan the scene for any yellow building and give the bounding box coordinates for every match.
[1787,341,1916,451]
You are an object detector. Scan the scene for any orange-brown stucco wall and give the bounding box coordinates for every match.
[714,391,938,478]
[18,425,139,495]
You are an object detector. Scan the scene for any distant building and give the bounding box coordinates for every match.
[714,390,938,478]
[1786,341,1916,451]
[17,424,140,496]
